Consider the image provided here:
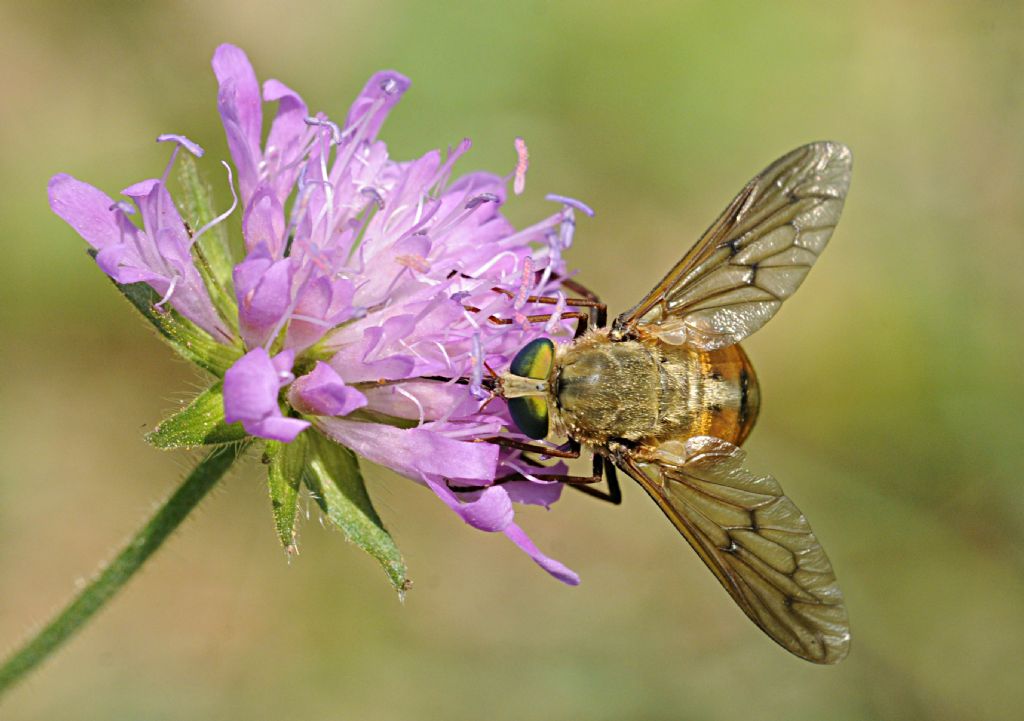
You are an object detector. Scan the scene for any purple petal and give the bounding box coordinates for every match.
[122,179,190,253]
[271,348,296,378]
[263,79,309,203]
[234,251,294,348]
[242,188,287,257]
[213,44,263,202]
[360,382,483,421]
[48,174,120,249]
[285,276,355,351]
[94,243,154,285]
[156,134,204,158]
[223,348,308,442]
[249,414,310,443]
[504,523,580,585]
[288,362,368,416]
[315,418,499,482]
[502,480,564,508]
[423,478,514,532]
[343,71,410,145]
[223,348,279,424]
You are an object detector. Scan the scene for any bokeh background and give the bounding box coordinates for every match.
[2,2,1023,719]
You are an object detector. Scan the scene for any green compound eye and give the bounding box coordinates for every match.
[507,338,555,440]
[508,397,549,440]
[509,338,554,379]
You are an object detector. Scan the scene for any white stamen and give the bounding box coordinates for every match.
[469,332,487,399]
[546,193,595,217]
[153,275,179,311]
[545,291,567,333]
[159,144,181,190]
[465,192,500,210]
[304,116,342,145]
[432,340,454,372]
[189,162,238,248]
[287,313,333,328]
[461,307,482,330]
[468,250,520,277]
[361,186,385,210]
[398,337,427,362]
[395,386,426,427]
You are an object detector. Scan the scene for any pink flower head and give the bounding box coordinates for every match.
[48,43,591,586]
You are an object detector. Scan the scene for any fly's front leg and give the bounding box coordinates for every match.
[553,275,608,329]
[463,301,591,339]
[448,444,622,506]
[487,287,604,338]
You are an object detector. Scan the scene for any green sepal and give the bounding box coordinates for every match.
[302,430,410,594]
[176,154,238,329]
[146,381,248,449]
[264,437,305,551]
[107,270,243,376]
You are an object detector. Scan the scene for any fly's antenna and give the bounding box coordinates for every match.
[484,361,499,380]
[477,390,499,414]
[475,362,502,413]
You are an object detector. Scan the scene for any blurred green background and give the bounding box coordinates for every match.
[2,1,1023,719]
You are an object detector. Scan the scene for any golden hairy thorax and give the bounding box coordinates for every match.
[550,330,760,448]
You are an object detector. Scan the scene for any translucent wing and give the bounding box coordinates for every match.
[616,435,850,663]
[612,142,852,350]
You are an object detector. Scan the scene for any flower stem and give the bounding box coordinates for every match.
[0,442,250,697]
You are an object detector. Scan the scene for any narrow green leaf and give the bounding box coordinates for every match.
[302,430,410,593]
[177,154,238,327]
[146,382,247,449]
[112,275,243,376]
[265,437,305,551]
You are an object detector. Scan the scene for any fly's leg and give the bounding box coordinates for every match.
[447,443,622,506]
[462,303,592,339]
[486,286,606,338]
[549,275,608,329]
[474,436,581,459]
[564,456,621,504]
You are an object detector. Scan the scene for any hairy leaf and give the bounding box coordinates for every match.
[146,382,247,449]
[265,437,306,551]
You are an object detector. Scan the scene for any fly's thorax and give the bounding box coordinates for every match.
[551,332,665,445]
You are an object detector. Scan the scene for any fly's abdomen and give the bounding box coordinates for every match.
[682,343,761,447]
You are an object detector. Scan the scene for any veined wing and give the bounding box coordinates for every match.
[612,142,852,350]
[616,435,850,663]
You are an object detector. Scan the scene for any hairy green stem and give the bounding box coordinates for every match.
[0,442,249,697]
